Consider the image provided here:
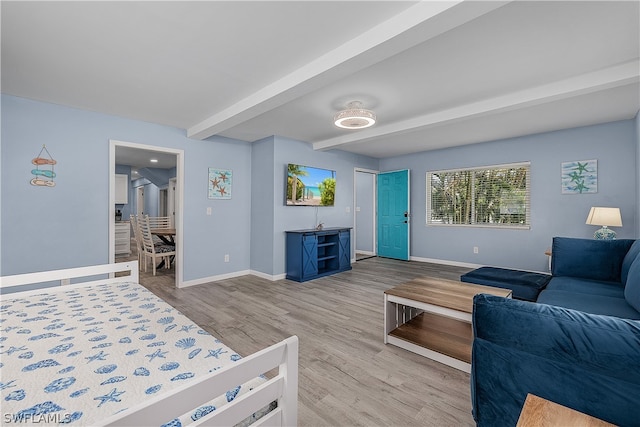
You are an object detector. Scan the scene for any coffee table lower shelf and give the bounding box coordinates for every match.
[384,277,512,374]
[386,311,472,373]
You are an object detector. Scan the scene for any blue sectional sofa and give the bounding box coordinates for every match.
[471,237,640,427]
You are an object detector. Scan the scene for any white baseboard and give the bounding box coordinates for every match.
[356,250,376,256]
[250,270,286,281]
[410,256,549,275]
[179,269,252,288]
[180,256,545,288]
[409,256,483,269]
[180,269,287,287]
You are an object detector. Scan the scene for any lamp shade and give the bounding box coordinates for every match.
[585,207,622,227]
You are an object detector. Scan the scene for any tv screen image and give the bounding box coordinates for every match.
[287,164,336,206]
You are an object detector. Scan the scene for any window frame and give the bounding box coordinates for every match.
[426,162,531,229]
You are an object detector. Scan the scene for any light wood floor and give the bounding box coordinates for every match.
[123,248,475,426]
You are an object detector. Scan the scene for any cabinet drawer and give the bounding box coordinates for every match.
[114,222,131,256]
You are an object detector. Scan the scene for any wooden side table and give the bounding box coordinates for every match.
[516,394,615,427]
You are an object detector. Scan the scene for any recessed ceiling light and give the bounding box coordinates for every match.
[150,159,158,163]
[334,101,376,129]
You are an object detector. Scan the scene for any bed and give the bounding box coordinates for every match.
[0,261,298,426]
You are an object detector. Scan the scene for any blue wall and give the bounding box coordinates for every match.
[271,137,379,276]
[128,167,177,220]
[0,95,380,281]
[380,120,638,272]
[2,94,638,280]
[250,136,276,275]
[248,136,379,276]
[1,95,253,281]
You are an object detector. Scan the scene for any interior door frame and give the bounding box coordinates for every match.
[159,188,168,217]
[168,177,177,228]
[353,168,379,261]
[109,140,185,288]
[136,186,145,217]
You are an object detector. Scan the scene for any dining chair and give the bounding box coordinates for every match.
[147,216,172,244]
[147,216,171,229]
[139,215,175,276]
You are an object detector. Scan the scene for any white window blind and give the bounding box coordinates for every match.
[427,162,530,228]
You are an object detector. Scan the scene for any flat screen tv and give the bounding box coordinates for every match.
[286,163,336,206]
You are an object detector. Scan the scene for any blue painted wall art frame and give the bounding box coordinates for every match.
[561,159,597,194]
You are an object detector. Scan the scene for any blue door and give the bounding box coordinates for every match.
[377,170,410,260]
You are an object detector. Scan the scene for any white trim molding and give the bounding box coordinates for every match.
[410,256,482,270]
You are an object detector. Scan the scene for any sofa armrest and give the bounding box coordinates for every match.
[471,294,640,427]
[551,236,634,282]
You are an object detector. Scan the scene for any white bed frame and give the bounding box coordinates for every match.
[0,261,298,427]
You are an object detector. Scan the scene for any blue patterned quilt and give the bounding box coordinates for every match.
[0,282,266,426]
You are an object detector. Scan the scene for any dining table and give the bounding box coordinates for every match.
[151,228,176,268]
[151,228,176,245]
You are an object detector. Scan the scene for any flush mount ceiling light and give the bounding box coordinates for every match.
[334,101,376,129]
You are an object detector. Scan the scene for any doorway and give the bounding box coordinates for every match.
[109,140,184,288]
[158,178,176,226]
[159,188,167,217]
[354,169,377,261]
[136,187,145,217]
[167,178,176,227]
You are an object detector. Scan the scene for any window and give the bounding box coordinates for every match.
[427,162,530,228]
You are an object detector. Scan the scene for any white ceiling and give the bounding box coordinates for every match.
[2,1,639,159]
[115,146,177,171]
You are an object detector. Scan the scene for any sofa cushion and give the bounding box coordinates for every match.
[624,255,640,312]
[472,294,640,427]
[537,290,640,319]
[544,276,624,298]
[461,267,551,301]
[551,237,634,283]
[621,240,640,285]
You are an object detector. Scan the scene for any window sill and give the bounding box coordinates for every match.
[426,223,531,230]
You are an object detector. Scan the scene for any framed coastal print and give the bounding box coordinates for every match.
[561,159,597,194]
[208,168,232,199]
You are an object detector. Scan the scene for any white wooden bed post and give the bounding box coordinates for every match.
[279,335,299,427]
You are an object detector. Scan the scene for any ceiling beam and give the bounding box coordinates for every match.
[313,60,640,151]
[187,0,511,140]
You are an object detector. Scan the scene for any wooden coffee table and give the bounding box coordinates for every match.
[384,276,512,373]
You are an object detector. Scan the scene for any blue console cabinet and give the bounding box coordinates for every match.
[285,228,352,282]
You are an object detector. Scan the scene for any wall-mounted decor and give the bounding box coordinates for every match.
[561,159,597,194]
[208,168,232,199]
[286,163,336,206]
[30,144,56,187]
